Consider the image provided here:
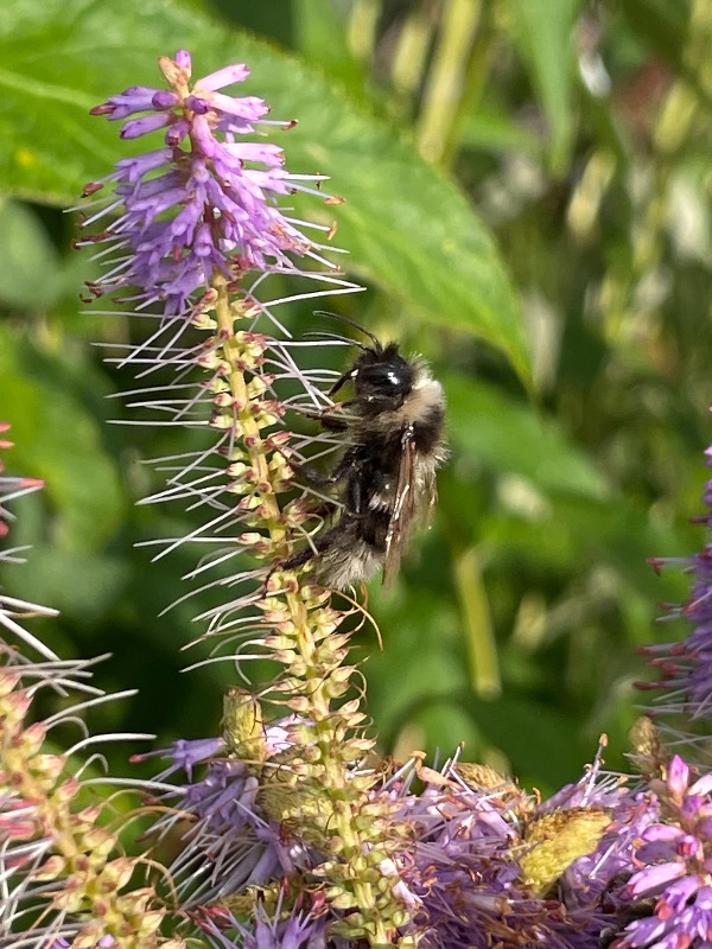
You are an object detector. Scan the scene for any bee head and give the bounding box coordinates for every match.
[352,342,414,411]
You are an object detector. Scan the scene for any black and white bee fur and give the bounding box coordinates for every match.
[282,334,447,589]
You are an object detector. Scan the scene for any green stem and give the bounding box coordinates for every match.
[416,0,483,163]
[213,275,394,942]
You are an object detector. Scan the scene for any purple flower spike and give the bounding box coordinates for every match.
[612,752,712,948]
[81,50,340,316]
[199,903,327,949]
[638,445,712,736]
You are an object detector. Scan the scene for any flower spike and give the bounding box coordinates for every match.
[81,50,342,317]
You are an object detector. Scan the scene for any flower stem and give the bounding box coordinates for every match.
[211,273,410,945]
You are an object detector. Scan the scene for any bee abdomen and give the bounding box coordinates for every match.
[413,405,445,456]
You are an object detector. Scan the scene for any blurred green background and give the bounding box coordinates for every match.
[1,0,711,792]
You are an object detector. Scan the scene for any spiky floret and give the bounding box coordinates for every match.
[0,431,181,948]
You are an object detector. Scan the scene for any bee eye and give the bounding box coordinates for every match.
[360,367,400,387]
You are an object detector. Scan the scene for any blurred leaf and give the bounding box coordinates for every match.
[445,375,608,498]
[0,0,530,382]
[464,694,591,789]
[402,704,481,760]
[2,543,128,619]
[205,0,294,47]
[615,0,712,120]
[366,588,469,736]
[291,0,369,97]
[616,0,690,73]
[0,199,62,307]
[452,544,500,696]
[506,0,583,172]
[459,106,541,155]
[0,327,124,550]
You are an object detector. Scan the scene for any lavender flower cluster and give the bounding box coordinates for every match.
[3,48,712,949]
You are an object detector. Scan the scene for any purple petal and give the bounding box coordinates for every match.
[165,117,190,146]
[195,63,250,92]
[174,48,192,72]
[185,94,210,114]
[115,147,173,182]
[668,755,690,798]
[225,142,285,167]
[691,774,712,796]
[120,111,172,139]
[152,90,179,110]
[628,860,686,896]
[209,92,269,121]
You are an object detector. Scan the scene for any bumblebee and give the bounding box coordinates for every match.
[282,330,447,589]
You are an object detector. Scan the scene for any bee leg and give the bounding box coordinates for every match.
[295,450,358,488]
[346,467,364,514]
[277,545,318,573]
[328,369,354,397]
[272,522,345,579]
[321,418,349,433]
[263,545,315,591]
[298,407,350,432]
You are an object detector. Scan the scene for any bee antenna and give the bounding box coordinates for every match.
[303,331,368,351]
[312,310,381,350]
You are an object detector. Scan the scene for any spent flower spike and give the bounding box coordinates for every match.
[0,432,181,948]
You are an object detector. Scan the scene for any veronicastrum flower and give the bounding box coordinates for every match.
[82,51,421,948]
[612,754,712,948]
[639,447,712,748]
[81,49,343,316]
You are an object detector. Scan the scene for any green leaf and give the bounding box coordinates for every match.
[446,374,608,499]
[291,0,369,99]
[506,0,583,173]
[459,105,542,155]
[463,695,590,789]
[617,0,690,73]
[0,199,63,308]
[0,0,530,382]
[1,543,129,619]
[0,327,125,551]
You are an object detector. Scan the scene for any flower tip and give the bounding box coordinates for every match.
[666,754,690,797]
[174,49,192,72]
[158,52,191,88]
[324,195,346,206]
[151,90,179,110]
[81,181,104,198]
[633,678,659,690]
[193,62,251,92]
[89,102,113,116]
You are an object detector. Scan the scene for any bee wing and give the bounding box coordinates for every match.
[383,424,418,587]
[422,469,438,531]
